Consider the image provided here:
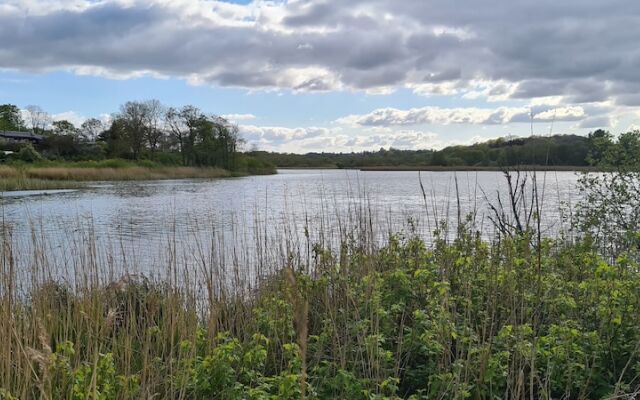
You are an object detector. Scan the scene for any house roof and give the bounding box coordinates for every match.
[0,131,44,141]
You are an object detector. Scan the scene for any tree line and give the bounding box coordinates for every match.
[0,102,272,173]
[1,101,633,170]
[249,132,627,168]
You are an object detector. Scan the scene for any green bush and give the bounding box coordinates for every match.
[15,143,42,162]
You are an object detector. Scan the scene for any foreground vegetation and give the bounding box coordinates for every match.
[2,215,640,399]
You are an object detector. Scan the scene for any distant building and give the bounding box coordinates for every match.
[0,131,43,144]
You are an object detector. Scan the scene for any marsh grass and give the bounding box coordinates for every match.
[0,163,237,191]
[1,172,639,399]
[25,166,231,181]
[0,177,83,191]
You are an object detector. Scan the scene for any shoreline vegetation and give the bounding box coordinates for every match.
[0,99,629,191]
[278,165,597,172]
[0,101,277,192]
[248,133,600,170]
[0,161,276,192]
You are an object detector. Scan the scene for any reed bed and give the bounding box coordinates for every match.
[0,172,639,399]
[0,166,20,179]
[0,165,233,191]
[0,177,82,191]
[25,166,231,181]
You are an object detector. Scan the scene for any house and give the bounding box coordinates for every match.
[0,131,43,144]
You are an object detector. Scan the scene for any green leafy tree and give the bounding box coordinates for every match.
[0,104,26,131]
[578,130,640,260]
[52,120,78,136]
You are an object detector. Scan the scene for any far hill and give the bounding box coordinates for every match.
[249,134,593,169]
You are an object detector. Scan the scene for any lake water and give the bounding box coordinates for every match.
[0,169,582,282]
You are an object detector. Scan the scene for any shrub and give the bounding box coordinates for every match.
[14,143,42,162]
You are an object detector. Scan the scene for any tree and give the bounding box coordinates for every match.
[118,101,149,160]
[165,105,203,165]
[586,129,614,165]
[0,104,26,131]
[52,120,77,136]
[80,118,105,142]
[100,117,131,159]
[577,130,640,261]
[164,107,241,168]
[144,100,166,154]
[213,118,242,170]
[25,105,51,134]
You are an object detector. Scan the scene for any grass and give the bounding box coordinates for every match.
[25,166,231,181]
[1,172,640,399]
[0,160,270,191]
[0,177,83,191]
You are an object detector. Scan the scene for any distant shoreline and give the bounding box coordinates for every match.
[278,165,597,172]
[357,165,597,172]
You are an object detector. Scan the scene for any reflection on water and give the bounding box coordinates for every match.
[0,169,582,279]
[1,189,78,198]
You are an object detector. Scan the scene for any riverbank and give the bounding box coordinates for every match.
[358,165,597,172]
[277,165,597,172]
[0,161,276,191]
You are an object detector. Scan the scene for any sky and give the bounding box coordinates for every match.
[1,0,640,153]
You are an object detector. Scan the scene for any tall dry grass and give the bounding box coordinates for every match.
[26,166,231,181]
[0,165,234,191]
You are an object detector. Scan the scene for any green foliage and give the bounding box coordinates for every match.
[0,104,26,131]
[15,143,42,162]
[577,129,640,260]
[48,342,140,399]
[0,103,265,175]
[4,229,640,398]
[249,134,594,168]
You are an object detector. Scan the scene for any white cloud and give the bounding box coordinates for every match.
[51,111,87,127]
[337,105,590,127]
[239,125,336,145]
[221,113,256,122]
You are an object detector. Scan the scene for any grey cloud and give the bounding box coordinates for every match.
[616,94,640,107]
[424,69,461,83]
[283,2,340,28]
[1,0,640,103]
[577,116,612,129]
[512,80,568,99]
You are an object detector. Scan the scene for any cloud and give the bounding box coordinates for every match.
[51,111,86,127]
[297,130,442,152]
[221,113,256,122]
[337,105,590,127]
[576,116,614,129]
[239,125,334,145]
[238,121,442,152]
[0,0,639,105]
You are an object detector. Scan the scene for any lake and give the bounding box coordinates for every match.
[0,169,582,282]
